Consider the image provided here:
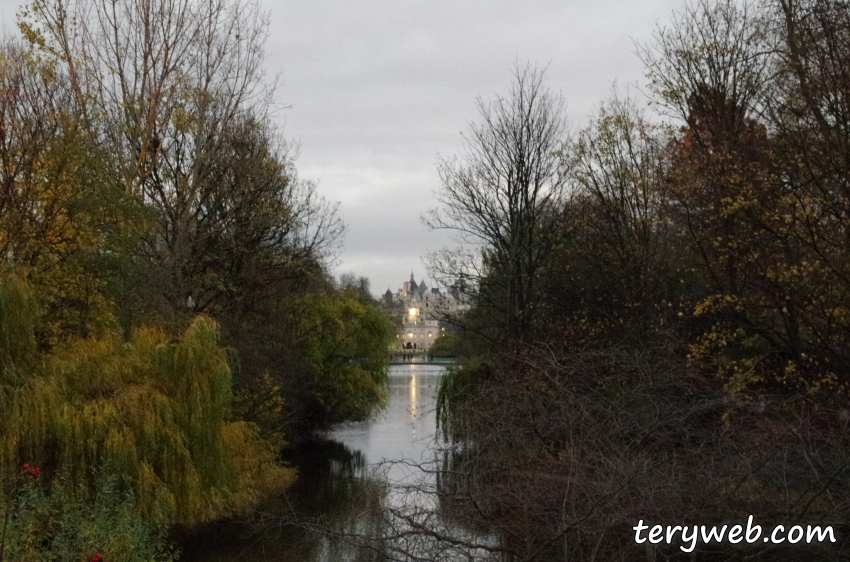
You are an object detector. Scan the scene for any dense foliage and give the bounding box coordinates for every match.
[0,0,394,555]
[291,290,394,428]
[2,470,177,562]
[428,1,850,560]
[0,274,293,525]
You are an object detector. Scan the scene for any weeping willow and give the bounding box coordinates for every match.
[0,273,293,526]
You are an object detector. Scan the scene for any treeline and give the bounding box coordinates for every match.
[0,0,392,559]
[429,1,850,560]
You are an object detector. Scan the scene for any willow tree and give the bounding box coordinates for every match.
[0,273,293,526]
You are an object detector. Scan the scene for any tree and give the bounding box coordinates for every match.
[288,287,394,432]
[21,0,270,196]
[765,0,850,383]
[634,0,850,392]
[0,40,138,345]
[636,0,770,136]
[0,273,293,528]
[25,0,345,328]
[551,94,676,337]
[425,64,568,339]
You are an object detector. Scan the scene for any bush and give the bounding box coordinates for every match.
[1,467,177,562]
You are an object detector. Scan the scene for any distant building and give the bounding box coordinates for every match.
[383,273,470,351]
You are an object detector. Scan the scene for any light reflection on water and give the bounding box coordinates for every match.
[410,374,417,420]
[332,364,444,487]
[180,363,446,562]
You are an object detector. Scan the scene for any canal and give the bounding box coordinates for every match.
[180,363,446,561]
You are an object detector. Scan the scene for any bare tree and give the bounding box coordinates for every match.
[424,64,568,338]
[24,0,271,195]
[635,0,771,138]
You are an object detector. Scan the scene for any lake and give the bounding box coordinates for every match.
[180,363,446,561]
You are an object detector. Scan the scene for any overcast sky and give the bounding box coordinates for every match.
[1,0,683,295]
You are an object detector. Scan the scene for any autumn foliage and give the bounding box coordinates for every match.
[0,273,293,527]
[0,0,393,554]
[429,1,850,560]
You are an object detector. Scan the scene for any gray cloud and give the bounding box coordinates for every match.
[268,0,682,294]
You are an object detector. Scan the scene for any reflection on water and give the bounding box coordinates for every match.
[334,364,443,487]
[179,364,445,562]
[410,374,416,420]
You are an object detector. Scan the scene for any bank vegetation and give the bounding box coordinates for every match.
[0,0,393,559]
[428,1,850,560]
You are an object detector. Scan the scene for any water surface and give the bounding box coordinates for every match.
[180,363,445,561]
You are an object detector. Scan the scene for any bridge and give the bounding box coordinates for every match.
[389,352,456,365]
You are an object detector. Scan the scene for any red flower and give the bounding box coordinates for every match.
[21,464,40,478]
[90,554,102,562]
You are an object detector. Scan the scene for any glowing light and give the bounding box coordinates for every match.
[410,374,417,419]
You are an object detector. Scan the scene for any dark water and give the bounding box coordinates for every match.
[180,363,445,561]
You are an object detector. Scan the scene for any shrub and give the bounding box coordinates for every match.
[1,466,177,562]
